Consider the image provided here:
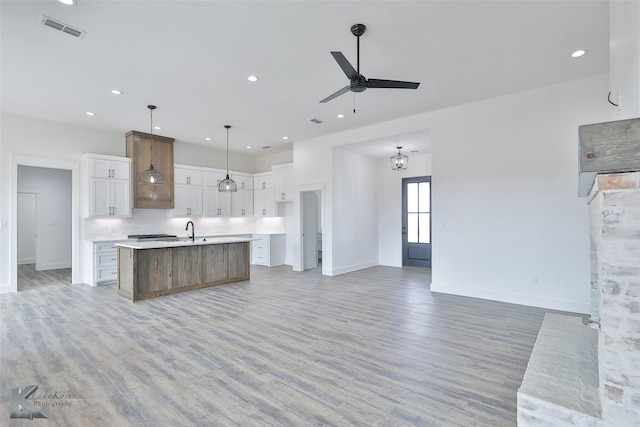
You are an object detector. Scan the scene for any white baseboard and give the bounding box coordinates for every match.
[430,282,590,314]
[18,258,35,265]
[331,260,378,276]
[0,284,17,294]
[37,262,72,271]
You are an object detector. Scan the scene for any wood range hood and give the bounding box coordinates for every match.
[126,130,175,209]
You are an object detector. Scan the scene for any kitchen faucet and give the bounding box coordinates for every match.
[185,221,195,242]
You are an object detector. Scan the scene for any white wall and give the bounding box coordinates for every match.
[378,151,433,267]
[293,73,613,313]
[18,166,72,270]
[610,0,640,119]
[331,148,379,274]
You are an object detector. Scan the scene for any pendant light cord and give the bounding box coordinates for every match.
[225,125,231,177]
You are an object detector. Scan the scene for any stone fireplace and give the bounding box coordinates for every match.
[518,118,640,426]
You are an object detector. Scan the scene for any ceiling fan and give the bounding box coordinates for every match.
[320,23,420,104]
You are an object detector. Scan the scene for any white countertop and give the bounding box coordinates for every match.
[116,237,253,250]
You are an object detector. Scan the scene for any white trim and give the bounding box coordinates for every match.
[37,262,72,271]
[6,154,82,294]
[430,282,590,314]
[331,261,378,276]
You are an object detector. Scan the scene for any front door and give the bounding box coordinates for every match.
[402,176,431,267]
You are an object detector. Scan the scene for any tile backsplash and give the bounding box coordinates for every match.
[84,209,286,241]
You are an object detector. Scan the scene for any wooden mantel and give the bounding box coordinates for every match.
[578,118,640,197]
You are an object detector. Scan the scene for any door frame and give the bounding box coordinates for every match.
[402,176,432,267]
[295,182,325,274]
[7,154,81,293]
[17,187,42,267]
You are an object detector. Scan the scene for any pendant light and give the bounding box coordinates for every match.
[390,146,408,170]
[139,105,164,185]
[218,125,237,192]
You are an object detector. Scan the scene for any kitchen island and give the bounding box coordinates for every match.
[116,237,251,301]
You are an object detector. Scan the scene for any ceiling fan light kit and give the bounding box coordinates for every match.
[320,23,420,105]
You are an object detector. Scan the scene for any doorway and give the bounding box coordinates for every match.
[402,176,431,267]
[7,155,80,294]
[301,191,321,270]
[17,165,72,290]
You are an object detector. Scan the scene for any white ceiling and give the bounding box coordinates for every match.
[1,1,609,158]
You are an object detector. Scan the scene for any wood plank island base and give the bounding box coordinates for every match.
[116,237,251,301]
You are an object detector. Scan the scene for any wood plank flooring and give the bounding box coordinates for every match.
[17,264,71,291]
[1,265,548,426]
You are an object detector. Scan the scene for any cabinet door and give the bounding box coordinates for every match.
[273,167,293,201]
[232,190,253,217]
[173,184,189,216]
[111,179,131,217]
[91,159,111,179]
[218,191,232,216]
[254,188,274,217]
[91,178,111,216]
[227,243,249,281]
[187,185,203,216]
[202,244,227,284]
[175,168,191,185]
[111,160,130,181]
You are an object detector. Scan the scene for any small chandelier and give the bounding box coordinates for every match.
[139,105,165,185]
[218,125,237,192]
[390,146,408,170]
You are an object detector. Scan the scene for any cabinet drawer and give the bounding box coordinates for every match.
[95,266,118,283]
[95,253,118,267]
[95,242,118,253]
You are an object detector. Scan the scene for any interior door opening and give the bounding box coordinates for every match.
[301,190,321,270]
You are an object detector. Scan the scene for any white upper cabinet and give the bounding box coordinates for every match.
[170,165,203,217]
[204,170,232,217]
[273,163,294,202]
[232,173,253,190]
[84,154,131,218]
[253,172,275,217]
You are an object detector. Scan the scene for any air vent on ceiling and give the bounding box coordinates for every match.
[261,146,271,150]
[310,118,323,124]
[40,15,86,39]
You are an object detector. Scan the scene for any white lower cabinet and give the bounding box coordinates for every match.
[251,234,285,267]
[87,241,121,286]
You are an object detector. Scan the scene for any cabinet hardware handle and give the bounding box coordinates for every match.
[111,258,117,261]
[242,209,245,216]
[217,208,221,215]
[262,209,266,216]
[281,193,285,200]
[262,182,266,189]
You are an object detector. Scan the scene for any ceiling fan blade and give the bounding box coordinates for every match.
[319,86,351,103]
[330,52,358,79]
[366,79,420,89]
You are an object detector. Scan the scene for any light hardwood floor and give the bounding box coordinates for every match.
[1,265,547,426]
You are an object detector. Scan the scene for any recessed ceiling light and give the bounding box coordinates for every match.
[111,89,123,95]
[282,136,288,140]
[85,111,95,116]
[205,137,212,141]
[337,114,344,118]
[154,126,161,130]
[247,75,258,82]
[246,146,252,149]
[58,0,76,5]
[571,49,586,58]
